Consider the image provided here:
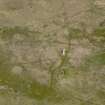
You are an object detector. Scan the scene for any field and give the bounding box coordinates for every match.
[0,0,105,105]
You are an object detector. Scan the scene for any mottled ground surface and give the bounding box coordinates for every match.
[0,0,105,105]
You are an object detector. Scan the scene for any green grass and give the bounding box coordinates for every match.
[88,26,105,46]
[0,61,57,100]
[0,26,42,43]
[0,25,105,105]
[65,28,83,40]
[85,52,105,66]
[0,50,58,101]
[94,27,105,37]
[0,66,58,100]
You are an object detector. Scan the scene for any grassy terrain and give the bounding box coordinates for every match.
[0,25,104,105]
[0,0,105,105]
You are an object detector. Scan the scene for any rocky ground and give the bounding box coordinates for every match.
[0,0,105,105]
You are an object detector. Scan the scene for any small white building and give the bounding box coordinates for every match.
[61,48,66,56]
